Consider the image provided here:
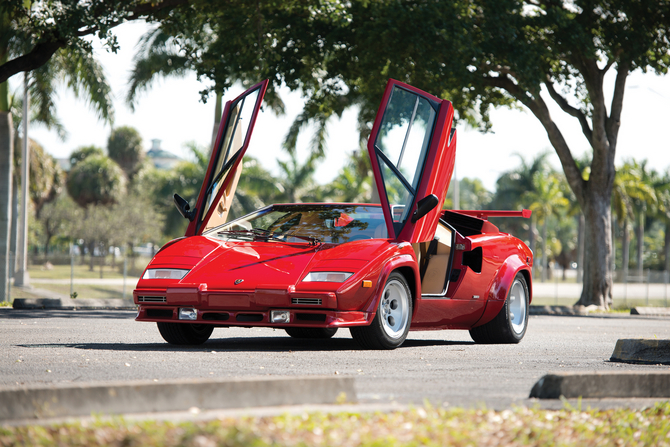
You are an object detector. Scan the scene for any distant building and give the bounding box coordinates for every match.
[146,139,181,170]
[56,158,71,172]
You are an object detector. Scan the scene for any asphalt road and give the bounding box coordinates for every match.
[1,308,669,410]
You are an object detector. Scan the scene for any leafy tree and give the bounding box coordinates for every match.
[69,145,104,169]
[66,155,126,208]
[148,143,208,239]
[0,0,186,299]
[38,193,80,259]
[107,126,145,180]
[25,139,64,218]
[444,178,492,211]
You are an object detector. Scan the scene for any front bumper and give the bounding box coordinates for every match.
[135,305,373,328]
[133,287,373,328]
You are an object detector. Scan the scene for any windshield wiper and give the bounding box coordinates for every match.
[218,228,320,245]
[216,230,256,241]
[252,228,320,245]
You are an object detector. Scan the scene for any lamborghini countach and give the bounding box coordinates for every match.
[134,79,533,349]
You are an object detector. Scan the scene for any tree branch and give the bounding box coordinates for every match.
[0,0,189,84]
[544,78,593,144]
[605,58,630,167]
[483,74,586,204]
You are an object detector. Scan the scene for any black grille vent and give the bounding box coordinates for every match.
[138,296,167,303]
[291,298,322,305]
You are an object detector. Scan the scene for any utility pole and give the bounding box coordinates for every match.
[14,72,30,287]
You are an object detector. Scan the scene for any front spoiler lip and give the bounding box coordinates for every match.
[135,305,373,328]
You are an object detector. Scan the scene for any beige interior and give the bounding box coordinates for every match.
[203,122,244,232]
[413,222,452,295]
[203,163,242,232]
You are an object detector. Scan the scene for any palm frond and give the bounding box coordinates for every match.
[59,47,114,124]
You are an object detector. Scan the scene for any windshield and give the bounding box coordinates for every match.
[205,204,388,244]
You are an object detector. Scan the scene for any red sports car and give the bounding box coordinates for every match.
[134,79,533,349]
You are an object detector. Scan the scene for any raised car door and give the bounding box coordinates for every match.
[367,79,456,244]
[185,80,269,236]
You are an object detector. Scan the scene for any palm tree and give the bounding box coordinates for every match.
[523,171,570,282]
[490,152,551,256]
[126,26,286,155]
[612,161,657,282]
[0,34,113,300]
[322,147,373,203]
[274,151,321,204]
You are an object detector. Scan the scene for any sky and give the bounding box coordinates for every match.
[18,21,670,193]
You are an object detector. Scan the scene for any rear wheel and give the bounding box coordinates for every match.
[350,272,412,350]
[285,327,338,339]
[469,273,529,344]
[157,322,213,345]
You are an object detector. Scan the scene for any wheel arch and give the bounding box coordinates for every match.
[363,253,419,315]
[472,255,531,328]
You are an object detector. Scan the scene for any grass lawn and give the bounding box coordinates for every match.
[11,284,131,301]
[1,403,669,446]
[27,262,147,280]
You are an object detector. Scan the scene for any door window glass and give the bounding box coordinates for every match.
[374,85,437,231]
[202,88,261,220]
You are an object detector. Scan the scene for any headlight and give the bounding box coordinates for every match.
[302,271,353,283]
[142,268,190,280]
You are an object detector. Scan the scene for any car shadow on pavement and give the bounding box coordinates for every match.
[1,309,136,320]
[15,337,474,353]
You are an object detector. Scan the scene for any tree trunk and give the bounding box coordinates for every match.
[576,192,612,309]
[10,174,18,277]
[622,218,629,283]
[0,112,13,302]
[610,215,619,274]
[541,219,548,282]
[88,240,95,271]
[664,220,670,273]
[576,213,584,283]
[636,213,644,280]
[529,217,536,277]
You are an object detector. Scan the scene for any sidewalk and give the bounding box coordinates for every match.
[533,281,670,302]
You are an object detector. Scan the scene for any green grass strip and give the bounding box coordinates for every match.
[1,402,669,446]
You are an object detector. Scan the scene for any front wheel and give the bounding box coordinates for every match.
[157,322,213,345]
[469,273,529,344]
[350,272,412,350]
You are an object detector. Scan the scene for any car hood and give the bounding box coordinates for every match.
[138,236,388,291]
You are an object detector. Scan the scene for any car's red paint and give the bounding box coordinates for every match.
[134,79,534,348]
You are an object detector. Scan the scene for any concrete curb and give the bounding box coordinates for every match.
[631,307,670,316]
[12,298,136,310]
[529,372,670,399]
[0,376,355,422]
[529,305,599,316]
[610,339,670,365]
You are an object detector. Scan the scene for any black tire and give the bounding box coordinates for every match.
[157,322,214,345]
[285,327,338,339]
[469,273,529,344]
[350,272,412,350]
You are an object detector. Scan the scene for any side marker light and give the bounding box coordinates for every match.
[362,280,372,288]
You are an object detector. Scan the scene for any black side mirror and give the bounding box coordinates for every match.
[411,194,439,223]
[173,193,196,222]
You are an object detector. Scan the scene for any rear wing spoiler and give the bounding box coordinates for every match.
[456,209,532,220]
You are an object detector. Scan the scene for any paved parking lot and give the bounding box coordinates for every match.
[1,309,668,409]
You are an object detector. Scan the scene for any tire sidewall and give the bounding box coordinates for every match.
[505,274,529,342]
[372,272,412,348]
